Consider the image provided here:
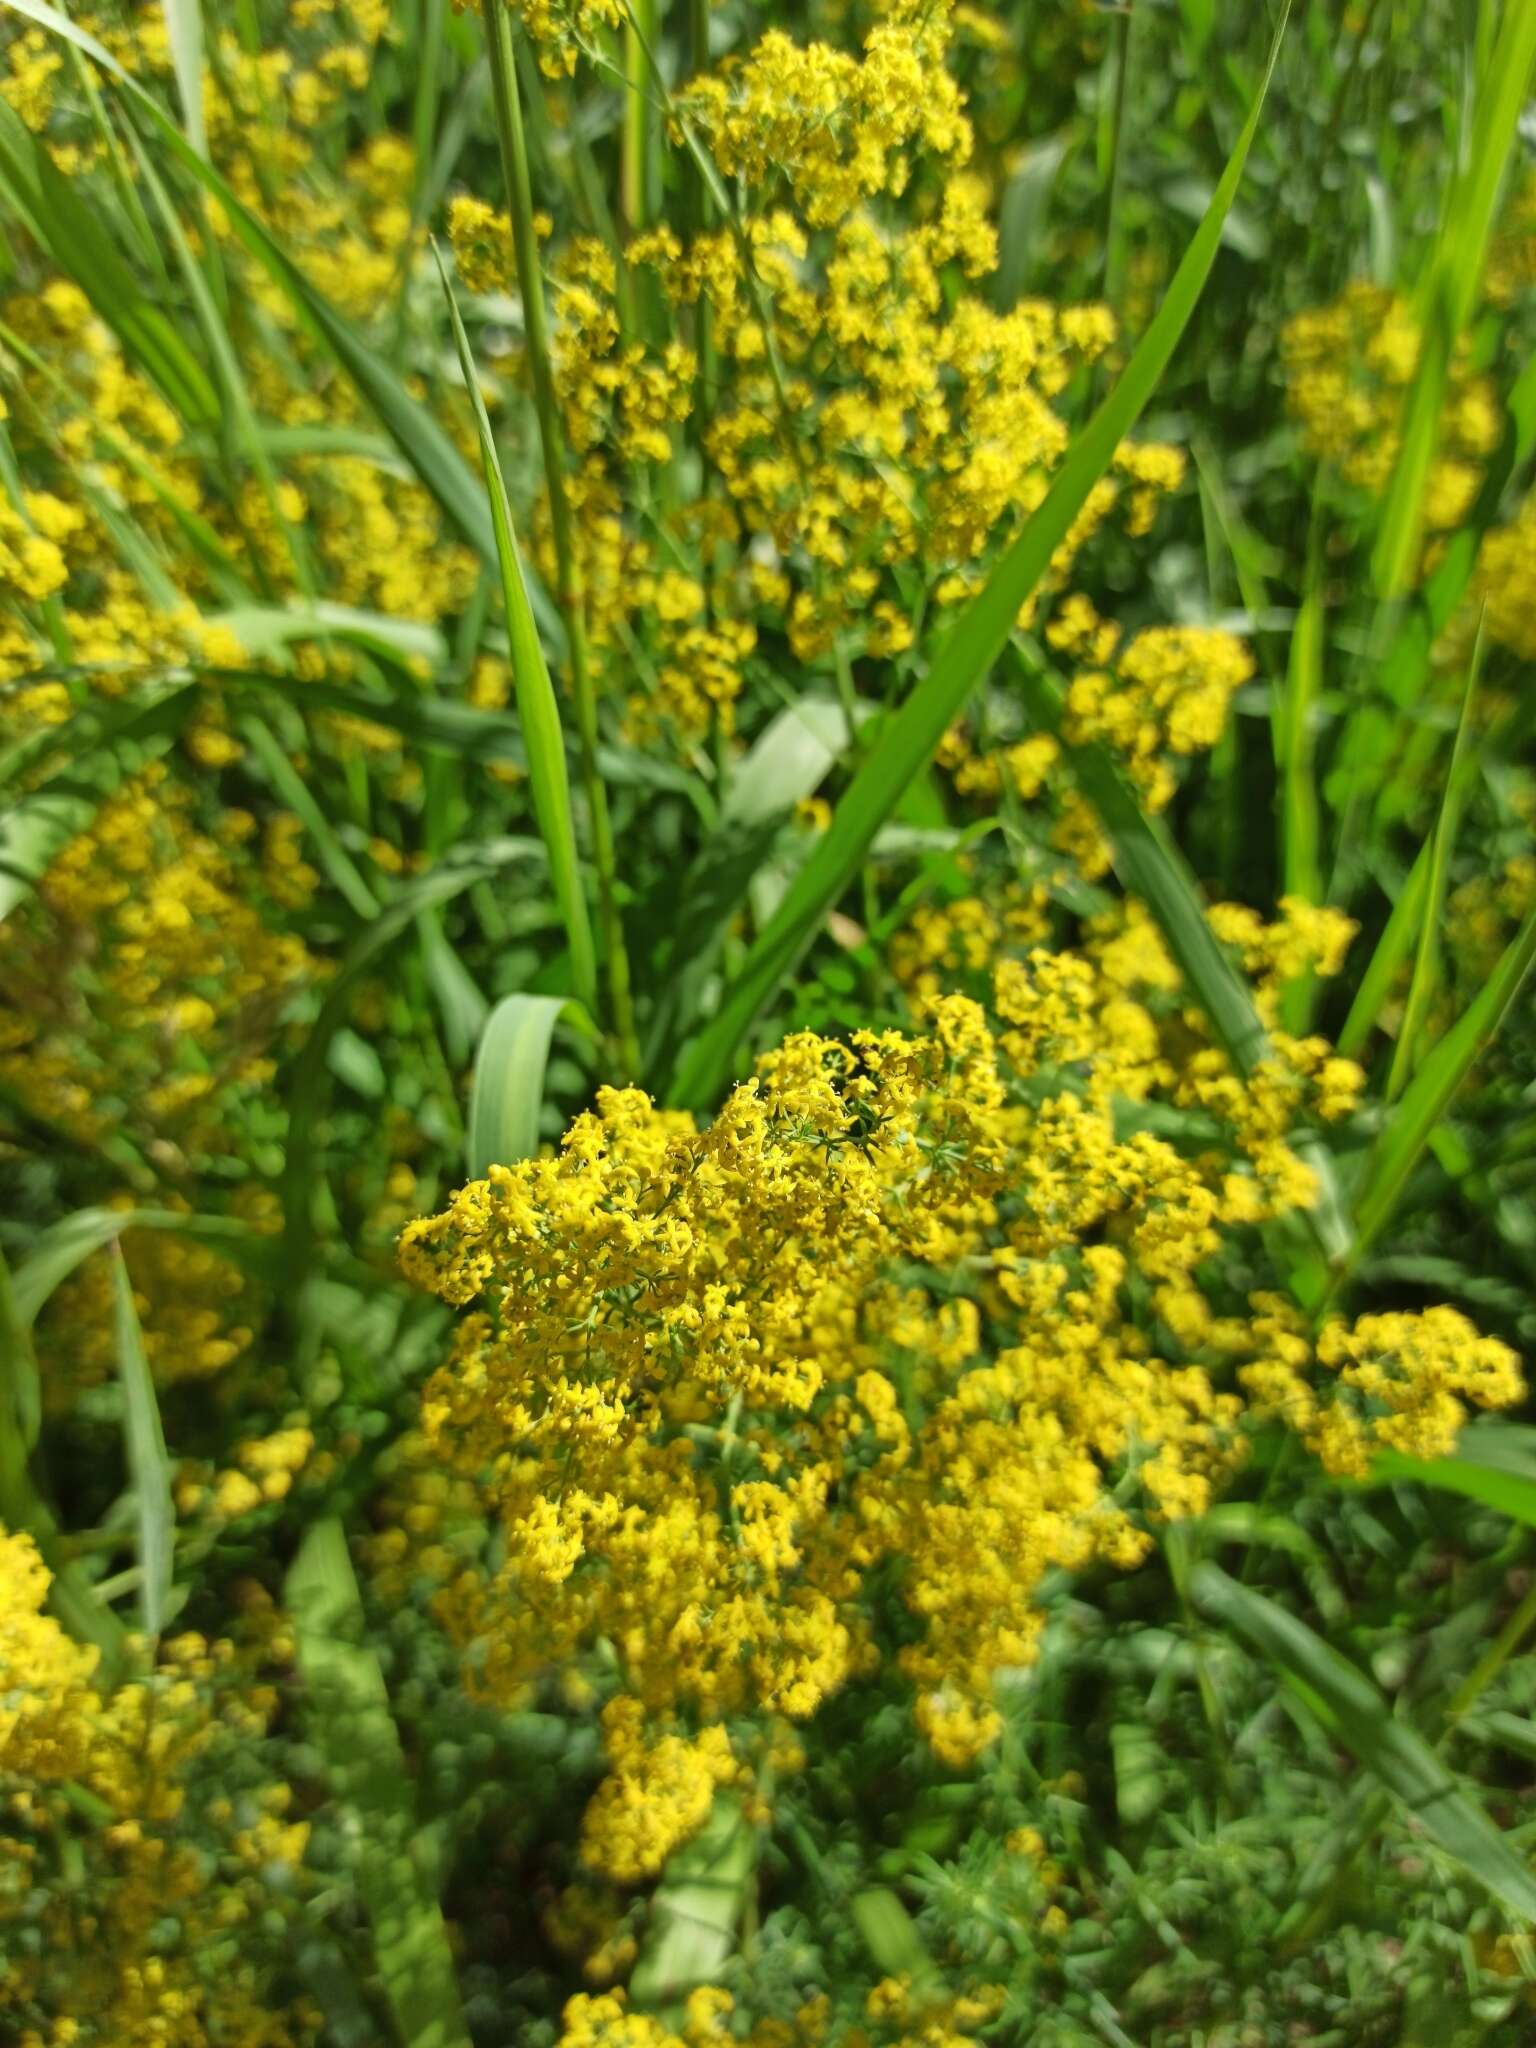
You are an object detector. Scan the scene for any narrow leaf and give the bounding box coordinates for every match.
[110,1245,175,1638]
[1339,902,1536,1291]
[467,992,585,1176]
[434,241,597,1015]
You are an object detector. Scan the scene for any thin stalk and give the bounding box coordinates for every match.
[1384,615,1484,1103]
[480,0,639,1077]
[621,0,657,233]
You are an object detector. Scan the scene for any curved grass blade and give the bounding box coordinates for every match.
[1333,901,1536,1298]
[110,1244,175,1639]
[10,1205,261,1331]
[159,0,205,158]
[434,242,598,1017]
[287,1518,473,2048]
[667,6,1292,1106]
[1366,1422,1536,1532]
[467,992,593,1177]
[1190,1561,1536,1923]
[1384,615,1485,1102]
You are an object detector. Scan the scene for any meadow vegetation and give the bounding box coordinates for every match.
[2,0,1536,2042]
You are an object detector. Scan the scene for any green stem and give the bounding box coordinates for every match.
[481,0,640,1078]
[621,0,657,233]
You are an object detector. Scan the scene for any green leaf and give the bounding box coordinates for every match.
[9,1205,259,1330]
[110,1244,175,1639]
[667,7,1291,1105]
[1190,1561,1536,1923]
[1337,902,1536,1294]
[287,1519,473,2048]
[434,242,598,1016]
[1367,1422,1536,1532]
[628,1793,760,2011]
[467,992,590,1177]
[159,0,205,158]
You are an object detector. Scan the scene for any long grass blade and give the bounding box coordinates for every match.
[1191,1561,1536,1922]
[666,6,1291,1106]
[434,242,598,1016]
[1384,616,1485,1101]
[11,1206,260,1330]
[1367,1420,1536,1532]
[159,0,205,158]
[287,1518,473,2048]
[1334,900,1536,1297]
[467,992,592,1176]
[110,1244,175,1639]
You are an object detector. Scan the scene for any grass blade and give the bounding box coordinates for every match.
[10,1207,260,1330]
[1190,1561,1536,1923]
[110,1244,175,1639]
[1384,616,1485,1101]
[433,242,598,1017]
[1367,1420,1536,1532]
[159,0,205,158]
[287,1518,473,2048]
[467,992,593,1176]
[667,5,1291,1106]
[1335,900,1536,1296]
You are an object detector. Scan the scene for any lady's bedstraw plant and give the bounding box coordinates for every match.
[397,923,1520,1896]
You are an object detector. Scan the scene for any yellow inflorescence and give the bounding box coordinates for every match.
[1281,281,1501,530]
[0,1530,320,2046]
[396,921,1483,1854]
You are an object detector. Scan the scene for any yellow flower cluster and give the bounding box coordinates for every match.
[1240,1303,1524,1479]
[0,1531,319,2047]
[1281,281,1501,530]
[401,933,1390,1849]
[448,5,1181,746]
[0,765,317,1158]
[679,2,972,228]
[1474,489,1536,660]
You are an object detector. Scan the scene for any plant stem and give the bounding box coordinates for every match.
[622,0,657,233]
[481,0,640,1077]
